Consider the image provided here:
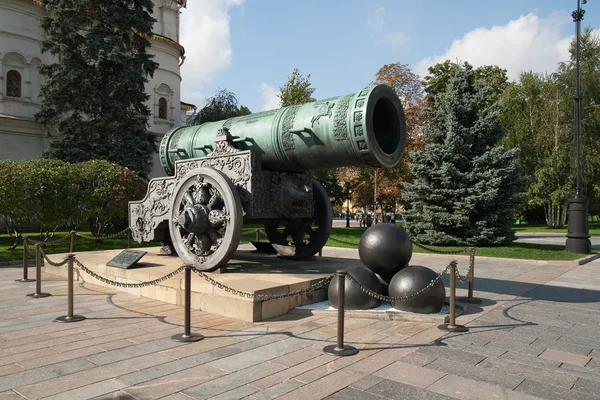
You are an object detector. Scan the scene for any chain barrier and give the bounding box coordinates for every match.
[75,227,131,241]
[454,265,471,283]
[26,234,71,246]
[190,266,334,300]
[39,247,70,267]
[347,261,455,302]
[74,258,186,288]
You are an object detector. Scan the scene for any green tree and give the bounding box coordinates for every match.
[192,89,251,125]
[404,64,523,245]
[36,0,159,179]
[556,27,600,217]
[278,68,316,107]
[500,72,572,227]
[424,61,508,106]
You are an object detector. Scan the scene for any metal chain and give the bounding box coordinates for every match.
[26,234,71,246]
[75,227,131,240]
[454,265,471,283]
[38,247,70,267]
[190,266,334,300]
[345,261,455,302]
[74,258,185,288]
[413,241,471,255]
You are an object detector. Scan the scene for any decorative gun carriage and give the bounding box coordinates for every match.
[129,84,407,271]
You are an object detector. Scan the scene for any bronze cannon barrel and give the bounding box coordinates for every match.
[159,84,406,175]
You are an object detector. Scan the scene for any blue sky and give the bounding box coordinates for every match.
[179,0,599,113]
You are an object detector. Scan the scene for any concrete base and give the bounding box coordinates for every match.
[45,244,353,322]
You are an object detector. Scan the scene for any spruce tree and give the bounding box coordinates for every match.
[403,64,523,246]
[36,0,158,179]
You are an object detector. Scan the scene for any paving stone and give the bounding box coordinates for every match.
[0,368,57,393]
[278,368,365,400]
[428,374,542,400]
[116,351,220,386]
[121,352,175,370]
[349,376,384,391]
[325,386,388,400]
[500,350,562,370]
[251,380,305,399]
[14,361,137,400]
[417,345,487,365]
[515,378,598,400]
[532,339,594,356]
[183,361,285,400]
[122,364,229,399]
[366,378,454,400]
[90,391,137,400]
[374,360,446,389]
[42,358,98,377]
[425,356,525,390]
[392,351,437,367]
[209,384,258,400]
[477,357,578,388]
[41,378,126,400]
[86,338,183,366]
[572,376,600,393]
[251,354,332,389]
[0,365,24,379]
[208,337,313,372]
[270,348,323,367]
[558,362,600,381]
[539,348,591,367]
[0,391,26,400]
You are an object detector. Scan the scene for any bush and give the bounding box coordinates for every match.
[0,159,147,243]
[75,160,147,238]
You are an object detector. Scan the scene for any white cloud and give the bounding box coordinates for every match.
[414,13,574,81]
[179,0,244,103]
[368,7,407,48]
[260,83,280,111]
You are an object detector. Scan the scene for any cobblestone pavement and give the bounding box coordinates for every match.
[1,249,600,400]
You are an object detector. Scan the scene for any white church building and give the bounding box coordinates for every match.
[0,0,193,178]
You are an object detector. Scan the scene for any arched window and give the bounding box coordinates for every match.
[158,97,168,119]
[6,70,21,98]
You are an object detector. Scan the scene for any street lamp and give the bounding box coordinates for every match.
[345,181,351,228]
[566,0,591,254]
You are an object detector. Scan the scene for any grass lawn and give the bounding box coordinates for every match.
[1,224,596,263]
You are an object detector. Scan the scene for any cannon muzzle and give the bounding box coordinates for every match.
[160,84,406,174]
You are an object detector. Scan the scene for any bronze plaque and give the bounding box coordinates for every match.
[106,250,147,269]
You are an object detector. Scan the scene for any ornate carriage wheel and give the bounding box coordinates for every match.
[169,167,243,271]
[264,179,333,260]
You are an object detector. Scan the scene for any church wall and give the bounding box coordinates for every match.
[0,0,186,181]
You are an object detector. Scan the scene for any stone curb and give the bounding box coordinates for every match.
[290,304,466,324]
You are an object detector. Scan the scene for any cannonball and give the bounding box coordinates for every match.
[358,224,412,283]
[389,265,445,314]
[328,265,383,310]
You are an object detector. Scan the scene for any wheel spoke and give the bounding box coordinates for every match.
[183,191,195,206]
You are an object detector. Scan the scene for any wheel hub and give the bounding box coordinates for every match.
[177,205,210,233]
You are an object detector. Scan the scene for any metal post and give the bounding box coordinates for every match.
[255,230,260,242]
[127,229,132,249]
[26,245,51,298]
[460,248,482,304]
[373,170,378,224]
[55,255,86,323]
[69,231,76,253]
[439,263,468,333]
[172,265,204,342]
[16,237,35,283]
[566,0,591,254]
[324,271,358,356]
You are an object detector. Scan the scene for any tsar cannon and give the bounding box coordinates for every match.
[129,84,407,271]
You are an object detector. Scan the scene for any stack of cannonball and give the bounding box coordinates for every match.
[327,223,445,314]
